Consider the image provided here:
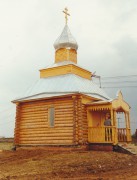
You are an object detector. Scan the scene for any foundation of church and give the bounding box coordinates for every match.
[89,143,113,151]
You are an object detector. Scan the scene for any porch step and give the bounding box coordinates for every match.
[117,143,137,155]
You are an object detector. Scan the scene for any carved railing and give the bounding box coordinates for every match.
[88,126,116,143]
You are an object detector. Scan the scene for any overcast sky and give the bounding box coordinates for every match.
[0,0,137,137]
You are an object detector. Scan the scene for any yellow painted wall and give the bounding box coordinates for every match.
[92,112,102,127]
[87,111,104,127]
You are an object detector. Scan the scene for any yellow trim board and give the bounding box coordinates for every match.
[40,64,92,80]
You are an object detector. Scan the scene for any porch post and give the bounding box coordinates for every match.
[125,112,131,142]
[87,108,92,143]
[113,110,118,144]
[127,112,130,129]
[125,112,128,128]
[113,110,117,126]
[127,112,132,142]
[110,110,113,126]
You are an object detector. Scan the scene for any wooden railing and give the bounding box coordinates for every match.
[117,128,127,142]
[117,128,131,142]
[88,126,116,143]
[88,127,131,144]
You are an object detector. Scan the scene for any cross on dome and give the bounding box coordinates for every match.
[63,7,70,24]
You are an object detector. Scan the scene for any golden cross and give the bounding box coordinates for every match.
[63,7,70,24]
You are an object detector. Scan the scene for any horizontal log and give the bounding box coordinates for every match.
[55,116,73,120]
[21,111,73,118]
[16,132,73,139]
[21,109,74,114]
[55,124,73,127]
[20,106,72,113]
[20,117,48,122]
[56,106,73,110]
[19,139,73,144]
[55,113,73,116]
[21,111,48,116]
[20,122,48,127]
[20,113,48,118]
[55,106,74,112]
[15,128,74,134]
[20,119,48,123]
[55,122,73,126]
[21,108,48,113]
[31,98,72,103]
[21,109,73,116]
[19,132,73,138]
[19,129,74,135]
[20,118,73,123]
[24,102,73,107]
[21,101,73,109]
[20,125,48,128]
[21,99,73,106]
[15,132,74,138]
[18,121,39,125]
[19,136,73,141]
[21,116,48,121]
[55,120,73,123]
[19,121,73,126]
[16,126,73,131]
[55,114,73,118]
[19,124,74,129]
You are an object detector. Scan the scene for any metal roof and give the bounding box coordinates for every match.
[13,74,111,102]
[54,25,78,51]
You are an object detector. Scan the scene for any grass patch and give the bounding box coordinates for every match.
[0,142,14,150]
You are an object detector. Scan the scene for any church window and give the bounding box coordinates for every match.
[48,107,55,127]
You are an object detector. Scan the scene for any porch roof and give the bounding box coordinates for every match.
[86,91,130,112]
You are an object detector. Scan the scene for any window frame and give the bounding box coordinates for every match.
[48,106,55,127]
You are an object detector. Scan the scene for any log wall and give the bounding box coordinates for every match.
[14,94,89,146]
[73,96,88,145]
[81,104,88,143]
[14,97,75,145]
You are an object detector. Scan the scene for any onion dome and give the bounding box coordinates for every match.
[54,24,78,51]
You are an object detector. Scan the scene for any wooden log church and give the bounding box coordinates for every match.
[13,8,132,151]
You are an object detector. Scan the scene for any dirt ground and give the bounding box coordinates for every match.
[0,142,137,180]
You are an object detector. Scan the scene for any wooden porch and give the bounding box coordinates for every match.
[86,91,132,146]
[88,127,131,144]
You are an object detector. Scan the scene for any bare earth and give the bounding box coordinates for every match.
[0,143,137,180]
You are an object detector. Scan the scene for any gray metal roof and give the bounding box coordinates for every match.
[54,25,78,51]
[13,74,111,102]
